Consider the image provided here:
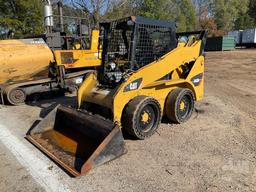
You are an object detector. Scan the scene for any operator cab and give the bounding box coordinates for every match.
[99,16,177,87]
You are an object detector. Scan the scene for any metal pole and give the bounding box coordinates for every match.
[57,1,64,33]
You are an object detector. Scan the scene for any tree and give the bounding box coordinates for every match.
[103,0,139,20]
[248,0,256,23]
[68,0,110,28]
[0,0,44,38]
[192,0,214,28]
[235,0,256,29]
[138,0,196,32]
[200,17,225,36]
[212,0,249,32]
[178,0,196,31]
[235,15,254,29]
[139,0,172,20]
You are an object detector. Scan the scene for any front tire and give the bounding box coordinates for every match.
[122,96,162,140]
[165,88,195,123]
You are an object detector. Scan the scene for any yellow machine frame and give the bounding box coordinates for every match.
[54,30,101,69]
[77,39,204,124]
[0,29,101,105]
[25,17,207,177]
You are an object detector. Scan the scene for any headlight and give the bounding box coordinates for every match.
[191,73,203,86]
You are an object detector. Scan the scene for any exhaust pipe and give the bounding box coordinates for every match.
[57,1,64,33]
[43,0,54,33]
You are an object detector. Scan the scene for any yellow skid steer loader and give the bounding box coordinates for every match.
[26,16,207,177]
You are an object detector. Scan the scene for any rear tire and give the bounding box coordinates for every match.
[165,88,195,123]
[7,88,26,105]
[122,96,161,140]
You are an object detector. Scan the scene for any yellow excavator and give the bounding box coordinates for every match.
[26,16,207,177]
[0,1,101,105]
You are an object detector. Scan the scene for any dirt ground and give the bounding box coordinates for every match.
[0,49,256,192]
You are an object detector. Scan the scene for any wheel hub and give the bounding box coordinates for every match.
[141,112,150,123]
[9,89,26,104]
[138,105,156,133]
[179,96,191,118]
[179,101,185,110]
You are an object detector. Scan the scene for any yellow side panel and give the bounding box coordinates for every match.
[0,39,54,84]
[54,30,101,69]
[54,50,101,69]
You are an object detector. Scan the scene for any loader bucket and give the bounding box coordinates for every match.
[26,105,126,177]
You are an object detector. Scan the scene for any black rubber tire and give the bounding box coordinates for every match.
[165,88,195,123]
[122,96,162,140]
[7,88,26,105]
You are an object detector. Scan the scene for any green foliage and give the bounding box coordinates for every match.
[104,0,196,32]
[232,0,256,29]
[212,0,249,32]
[139,0,171,20]
[235,15,254,29]
[137,0,196,32]
[0,0,44,38]
[248,0,256,23]
[178,0,196,31]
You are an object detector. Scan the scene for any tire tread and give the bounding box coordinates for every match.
[122,96,161,139]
